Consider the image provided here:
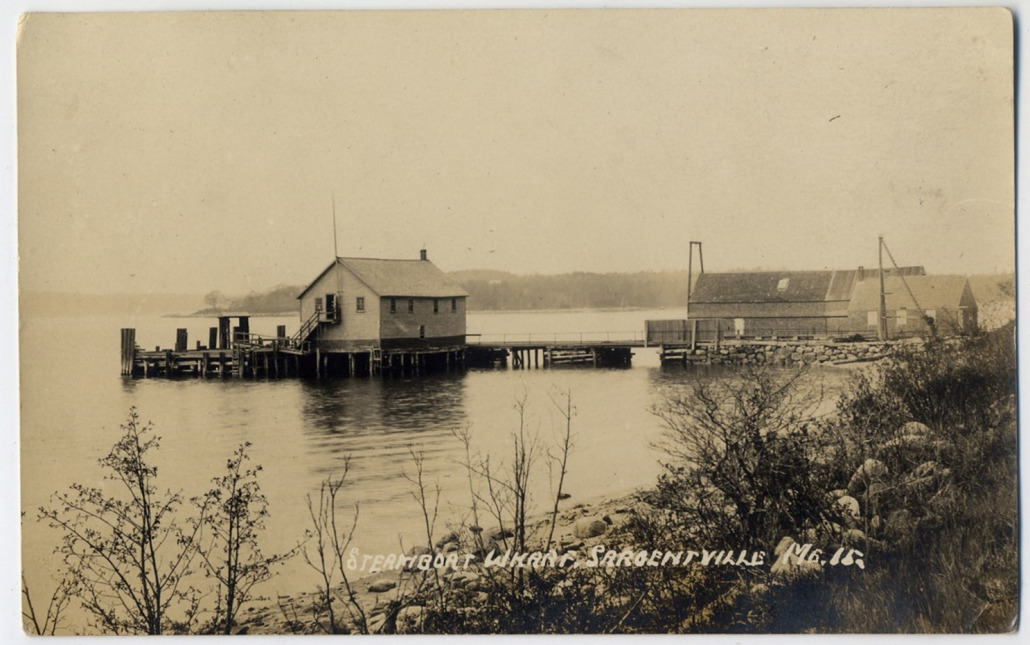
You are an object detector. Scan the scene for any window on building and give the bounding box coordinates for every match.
[777,278,790,292]
[433,299,439,314]
[897,308,907,326]
[356,297,365,313]
[408,299,414,313]
[867,310,878,327]
[451,298,457,313]
[390,298,396,314]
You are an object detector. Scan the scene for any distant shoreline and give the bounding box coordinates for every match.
[167,305,689,319]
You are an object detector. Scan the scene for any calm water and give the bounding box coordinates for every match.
[20,307,849,632]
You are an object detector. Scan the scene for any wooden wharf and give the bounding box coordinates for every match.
[464,332,643,369]
[121,326,647,378]
[120,319,886,378]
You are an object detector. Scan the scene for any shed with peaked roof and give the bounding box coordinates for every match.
[297,250,469,351]
[847,275,978,337]
[686,266,928,339]
[688,270,855,338]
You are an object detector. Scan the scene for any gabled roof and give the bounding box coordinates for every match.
[297,257,469,300]
[847,275,976,312]
[689,266,929,305]
[690,271,837,304]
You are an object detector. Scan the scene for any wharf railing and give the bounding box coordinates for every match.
[234,331,310,353]
[466,331,645,346]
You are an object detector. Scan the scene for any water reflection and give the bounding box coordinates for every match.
[297,372,469,488]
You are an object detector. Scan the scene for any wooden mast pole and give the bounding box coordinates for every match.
[687,241,703,346]
[878,235,888,341]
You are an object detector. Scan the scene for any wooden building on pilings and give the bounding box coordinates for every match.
[294,249,469,377]
[121,249,470,379]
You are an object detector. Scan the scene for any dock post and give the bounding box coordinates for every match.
[164,350,174,377]
[316,347,322,378]
[348,353,356,377]
[218,317,231,350]
[175,328,188,352]
[120,328,136,376]
[202,352,210,377]
[277,325,287,340]
[209,327,218,351]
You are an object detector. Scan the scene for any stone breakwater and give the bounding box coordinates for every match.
[665,341,896,367]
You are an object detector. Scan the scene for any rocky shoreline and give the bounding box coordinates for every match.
[234,493,640,635]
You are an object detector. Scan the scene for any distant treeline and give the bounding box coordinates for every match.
[194,285,302,316]
[188,271,1015,316]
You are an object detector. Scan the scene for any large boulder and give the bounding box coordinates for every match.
[835,495,861,527]
[395,606,425,634]
[368,580,397,594]
[847,459,889,495]
[908,460,951,495]
[488,527,515,541]
[900,421,932,436]
[573,517,609,539]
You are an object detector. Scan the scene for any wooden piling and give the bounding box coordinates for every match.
[218,317,231,350]
[209,327,218,351]
[120,328,136,376]
[175,328,188,352]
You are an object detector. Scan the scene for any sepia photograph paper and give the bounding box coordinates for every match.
[12,2,1019,638]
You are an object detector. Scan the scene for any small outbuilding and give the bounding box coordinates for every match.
[677,265,978,341]
[847,275,978,337]
[686,267,926,339]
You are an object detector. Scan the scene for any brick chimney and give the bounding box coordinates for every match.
[420,248,427,261]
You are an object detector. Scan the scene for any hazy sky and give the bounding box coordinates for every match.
[16,7,1014,295]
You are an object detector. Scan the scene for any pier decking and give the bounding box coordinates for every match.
[121,326,647,378]
[121,318,895,379]
[465,332,643,369]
